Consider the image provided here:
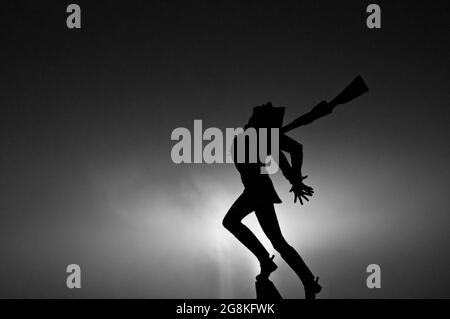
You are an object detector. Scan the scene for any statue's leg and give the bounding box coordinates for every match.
[223,194,271,265]
[255,204,315,286]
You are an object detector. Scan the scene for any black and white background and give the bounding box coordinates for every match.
[0,1,449,298]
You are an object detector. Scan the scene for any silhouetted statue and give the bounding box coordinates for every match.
[223,76,368,299]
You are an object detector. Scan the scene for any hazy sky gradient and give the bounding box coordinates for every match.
[1,1,449,298]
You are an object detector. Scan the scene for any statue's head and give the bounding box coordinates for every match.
[246,102,285,129]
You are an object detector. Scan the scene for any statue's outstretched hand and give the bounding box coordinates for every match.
[289,176,314,205]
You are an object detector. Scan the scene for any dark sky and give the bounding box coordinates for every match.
[1,1,449,298]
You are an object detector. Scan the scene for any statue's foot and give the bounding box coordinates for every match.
[256,255,278,280]
[304,277,322,299]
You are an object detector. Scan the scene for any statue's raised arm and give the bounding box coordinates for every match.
[281,75,369,133]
